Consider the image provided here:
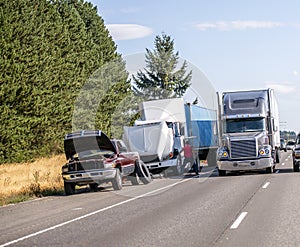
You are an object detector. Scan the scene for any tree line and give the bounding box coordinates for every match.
[0,0,191,164]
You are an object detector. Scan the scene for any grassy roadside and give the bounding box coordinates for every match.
[0,155,66,206]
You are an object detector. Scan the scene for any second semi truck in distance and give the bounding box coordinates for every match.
[217,88,281,176]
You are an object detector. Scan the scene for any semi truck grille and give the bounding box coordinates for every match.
[230,139,257,159]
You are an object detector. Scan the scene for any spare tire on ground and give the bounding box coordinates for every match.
[136,160,152,184]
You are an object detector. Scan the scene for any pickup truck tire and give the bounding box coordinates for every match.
[111,169,122,190]
[64,181,75,195]
[89,183,98,191]
[136,160,151,184]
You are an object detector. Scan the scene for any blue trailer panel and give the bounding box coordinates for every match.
[185,104,218,149]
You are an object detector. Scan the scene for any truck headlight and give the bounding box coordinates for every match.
[259,146,271,157]
[217,147,229,160]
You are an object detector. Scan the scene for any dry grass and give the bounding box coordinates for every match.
[0,155,66,206]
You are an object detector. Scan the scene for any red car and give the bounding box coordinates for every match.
[62,130,151,195]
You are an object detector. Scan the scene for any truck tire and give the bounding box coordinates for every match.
[111,169,122,190]
[266,166,273,174]
[128,171,140,185]
[275,148,280,163]
[218,169,226,176]
[89,183,98,191]
[293,161,299,172]
[136,160,152,184]
[64,181,75,195]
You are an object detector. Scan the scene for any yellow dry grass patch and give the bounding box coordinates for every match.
[0,155,66,205]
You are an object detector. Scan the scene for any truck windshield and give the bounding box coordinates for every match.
[225,118,265,133]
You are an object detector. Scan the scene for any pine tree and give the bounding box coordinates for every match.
[132,33,192,100]
[0,0,130,163]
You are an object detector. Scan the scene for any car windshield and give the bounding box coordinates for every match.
[225,117,265,133]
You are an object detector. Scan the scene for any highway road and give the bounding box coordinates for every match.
[1,151,299,247]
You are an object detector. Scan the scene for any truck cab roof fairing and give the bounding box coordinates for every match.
[222,90,269,117]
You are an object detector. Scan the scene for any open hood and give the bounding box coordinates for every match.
[64,130,116,160]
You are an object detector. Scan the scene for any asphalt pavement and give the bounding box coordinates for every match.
[0,151,299,247]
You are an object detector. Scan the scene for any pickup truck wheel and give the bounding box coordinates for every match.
[218,169,226,176]
[64,181,75,195]
[89,183,98,191]
[136,160,152,184]
[111,169,122,190]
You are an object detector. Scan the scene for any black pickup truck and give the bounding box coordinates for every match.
[62,130,151,195]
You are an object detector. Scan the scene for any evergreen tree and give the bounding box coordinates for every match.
[132,33,192,100]
[0,0,130,163]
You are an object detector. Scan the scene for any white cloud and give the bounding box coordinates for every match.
[107,24,153,41]
[195,21,284,31]
[265,81,296,94]
[293,70,299,76]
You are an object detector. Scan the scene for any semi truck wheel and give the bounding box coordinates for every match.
[293,161,299,172]
[266,166,273,174]
[275,148,280,163]
[218,169,226,176]
[136,160,152,184]
[111,169,122,190]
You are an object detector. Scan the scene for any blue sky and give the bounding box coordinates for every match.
[91,0,300,132]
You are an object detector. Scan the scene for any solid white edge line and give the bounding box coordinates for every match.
[0,176,196,247]
[262,182,270,189]
[230,212,248,229]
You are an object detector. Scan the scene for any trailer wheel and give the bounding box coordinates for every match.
[218,169,226,176]
[111,169,122,190]
[64,181,75,195]
[136,160,152,184]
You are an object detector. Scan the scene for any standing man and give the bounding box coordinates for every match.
[183,141,198,175]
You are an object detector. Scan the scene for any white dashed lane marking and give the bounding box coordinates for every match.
[230,212,248,229]
[262,182,270,189]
